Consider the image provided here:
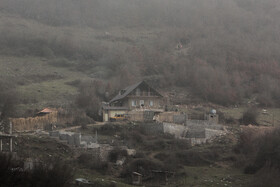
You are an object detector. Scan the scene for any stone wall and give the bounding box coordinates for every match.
[140,123,164,135]
[205,128,226,139]
[128,111,155,122]
[173,114,187,124]
[160,121,226,145]
[162,123,187,138]
[186,120,218,126]
[49,131,81,146]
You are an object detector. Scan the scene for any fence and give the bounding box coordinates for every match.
[10,112,58,132]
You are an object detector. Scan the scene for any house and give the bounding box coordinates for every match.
[102,81,164,122]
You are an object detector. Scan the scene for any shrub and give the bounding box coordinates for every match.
[90,160,108,175]
[154,153,168,162]
[108,148,128,163]
[78,153,92,165]
[30,161,73,187]
[249,167,280,187]
[240,107,259,125]
[78,153,108,174]
[73,115,94,126]
[237,128,280,175]
[244,164,259,174]
[99,124,122,136]
[175,150,217,166]
[234,129,258,155]
[0,154,73,187]
[254,129,280,170]
[121,159,163,180]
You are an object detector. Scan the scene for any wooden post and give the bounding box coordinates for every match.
[0,139,2,152]
[10,138,12,152]
[95,131,98,143]
[10,122,12,134]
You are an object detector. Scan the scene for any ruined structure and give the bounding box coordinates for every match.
[0,120,16,152]
[152,111,226,145]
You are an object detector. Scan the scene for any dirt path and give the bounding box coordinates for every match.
[59,121,106,131]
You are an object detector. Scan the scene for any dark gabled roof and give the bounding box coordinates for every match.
[109,81,162,104]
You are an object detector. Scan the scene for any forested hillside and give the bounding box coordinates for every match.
[1,0,280,112]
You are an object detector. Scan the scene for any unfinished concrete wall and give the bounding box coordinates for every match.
[186,119,218,126]
[205,128,226,139]
[140,123,164,135]
[185,128,206,138]
[81,136,96,144]
[158,112,178,123]
[162,123,187,138]
[128,111,155,122]
[159,121,227,145]
[99,144,114,161]
[189,138,207,145]
[186,123,224,131]
[173,114,187,124]
[49,131,81,146]
[128,111,144,121]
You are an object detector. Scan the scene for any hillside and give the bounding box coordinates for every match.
[1,0,280,117]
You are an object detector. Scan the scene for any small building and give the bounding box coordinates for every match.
[132,172,143,186]
[102,81,164,122]
[36,108,54,116]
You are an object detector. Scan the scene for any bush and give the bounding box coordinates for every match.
[121,159,163,180]
[99,124,122,136]
[249,167,280,187]
[237,128,280,175]
[254,129,280,170]
[30,161,73,187]
[108,148,128,163]
[90,160,108,175]
[78,153,92,165]
[154,153,168,162]
[234,129,258,155]
[240,107,259,125]
[244,164,259,174]
[175,150,218,166]
[0,154,73,187]
[73,115,94,126]
[78,153,108,174]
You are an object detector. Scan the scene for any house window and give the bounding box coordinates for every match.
[140,100,144,106]
[149,100,153,106]
[132,100,137,106]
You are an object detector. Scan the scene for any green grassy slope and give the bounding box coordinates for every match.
[0,13,161,114]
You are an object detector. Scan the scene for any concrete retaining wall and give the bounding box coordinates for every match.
[81,136,96,144]
[186,120,218,126]
[49,131,81,146]
[205,128,226,139]
[128,111,155,122]
[139,123,164,135]
[173,114,187,124]
[162,123,187,138]
[160,122,226,145]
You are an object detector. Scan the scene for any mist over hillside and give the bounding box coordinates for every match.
[1,0,280,108]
